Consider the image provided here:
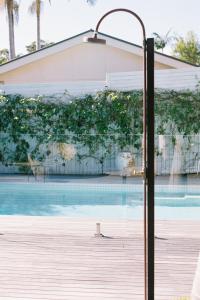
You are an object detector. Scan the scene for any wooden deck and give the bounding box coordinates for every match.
[0,217,199,300]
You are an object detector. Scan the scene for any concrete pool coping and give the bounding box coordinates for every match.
[0,173,200,185]
[1,176,200,194]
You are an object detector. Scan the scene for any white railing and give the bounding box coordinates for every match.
[0,68,200,97]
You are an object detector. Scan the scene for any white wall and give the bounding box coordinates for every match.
[0,81,106,98]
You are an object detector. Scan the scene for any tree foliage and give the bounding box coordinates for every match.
[153,30,172,52]
[173,31,200,65]
[26,40,54,53]
[0,48,9,64]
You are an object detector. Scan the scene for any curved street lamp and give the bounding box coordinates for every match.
[85,8,154,300]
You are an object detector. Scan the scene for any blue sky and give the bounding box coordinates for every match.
[0,0,199,55]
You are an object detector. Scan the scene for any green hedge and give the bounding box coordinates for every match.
[0,88,199,165]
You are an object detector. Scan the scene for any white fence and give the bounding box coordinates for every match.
[0,135,200,175]
[0,68,200,97]
[107,68,200,91]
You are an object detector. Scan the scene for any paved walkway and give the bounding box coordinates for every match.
[0,218,199,300]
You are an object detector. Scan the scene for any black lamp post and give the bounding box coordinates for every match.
[85,8,154,300]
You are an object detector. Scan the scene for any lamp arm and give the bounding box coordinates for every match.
[95,8,146,41]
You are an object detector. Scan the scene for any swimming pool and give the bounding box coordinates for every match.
[0,183,200,220]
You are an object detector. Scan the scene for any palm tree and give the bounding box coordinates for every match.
[29,0,96,51]
[0,0,19,59]
[28,0,51,51]
[153,30,173,53]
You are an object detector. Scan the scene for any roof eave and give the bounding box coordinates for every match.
[0,29,197,74]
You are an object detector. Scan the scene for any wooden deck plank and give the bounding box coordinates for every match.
[0,217,199,300]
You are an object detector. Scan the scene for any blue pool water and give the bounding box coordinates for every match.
[0,183,200,220]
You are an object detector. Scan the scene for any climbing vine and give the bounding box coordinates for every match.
[0,88,199,167]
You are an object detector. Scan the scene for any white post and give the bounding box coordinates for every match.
[95,223,102,237]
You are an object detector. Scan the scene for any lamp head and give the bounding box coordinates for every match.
[83,33,106,45]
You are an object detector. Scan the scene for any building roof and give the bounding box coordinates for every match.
[0,29,197,74]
